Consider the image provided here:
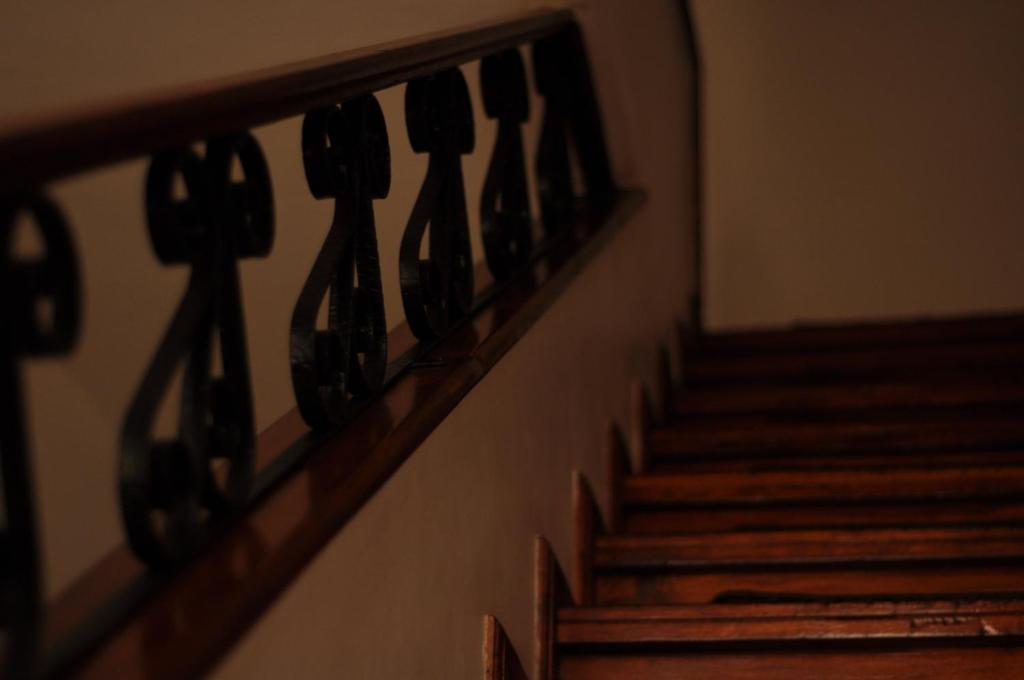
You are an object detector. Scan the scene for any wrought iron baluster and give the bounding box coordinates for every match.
[400,68,475,340]
[532,25,615,235]
[480,49,532,281]
[0,193,79,676]
[120,133,273,565]
[291,95,390,429]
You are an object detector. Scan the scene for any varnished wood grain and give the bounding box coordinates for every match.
[483,615,528,680]
[629,383,652,473]
[533,536,573,680]
[623,498,1024,534]
[596,526,1024,566]
[652,411,1024,459]
[623,466,1024,506]
[594,563,1024,605]
[557,312,1024,677]
[559,647,1024,679]
[572,473,603,606]
[558,600,1024,645]
[675,379,1024,418]
[650,449,1024,474]
[606,425,629,534]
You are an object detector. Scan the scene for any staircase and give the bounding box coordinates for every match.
[556,314,1024,678]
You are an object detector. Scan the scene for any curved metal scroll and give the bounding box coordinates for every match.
[0,193,79,676]
[532,25,615,235]
[480,49,532,281]
[400,68,475,340]
[291,95,390,429]
[120,133,274,565]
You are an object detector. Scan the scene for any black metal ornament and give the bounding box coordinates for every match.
[532,25,615,234]
[400,68,475,340]
[0,193,80,676]
[291,95,390,429]
[120,132,273,566]
[480,49,532,281]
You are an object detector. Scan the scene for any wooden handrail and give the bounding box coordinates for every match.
[0,9,572,190]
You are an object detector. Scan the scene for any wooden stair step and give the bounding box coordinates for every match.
[560,647,1024,679]
[674,379,1024,418]
[686,340,1024,385]
[694,313,1024,356]
[594,562,1024,606]
[650,449,1024,474]
[623,466,1024,506]
[623,497,1024,534]
[595,527,1024,567]
[652,412,1024,458]
[558,599,1024,646]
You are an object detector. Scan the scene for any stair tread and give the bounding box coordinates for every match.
[561,598,1024,622]
[595,563,1024,605]
[558,599,1024,645]
[652,412,1024,457]
[623,497,1024,534]
[674,379,1024,417]
[650,449,1024,473]
[624,465,1024,505]
[596,527,1024,568]
[560,647,1024,679]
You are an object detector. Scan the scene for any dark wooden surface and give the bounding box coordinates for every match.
[686,339,1024,385]
[652,410,1024,459]
[484,615,528,680]
[559,600,1024,644]
[554,313,1024,677]
[695,312,1024,355]
[624,498,1024,534]
[572,473,603,606]
[0,9,573,190]
[560,648,1024,679]
[675,378,1024,417]
[45,192,642,680]
[595,526,1024,567]
[534,537,574,680]
[594,564,1024,605]
[623,466,1024,505]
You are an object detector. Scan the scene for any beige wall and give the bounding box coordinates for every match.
[693,0,1024,331]
[3,0,695,676]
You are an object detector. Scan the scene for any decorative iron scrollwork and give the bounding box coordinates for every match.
[0,193,80,674]
[400,68,475,340]
[532,25,615,234]
[291,95,390,429]
[480,49,532,281]
[120,133,273,565]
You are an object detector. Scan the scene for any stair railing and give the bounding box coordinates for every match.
[0,9,640,679]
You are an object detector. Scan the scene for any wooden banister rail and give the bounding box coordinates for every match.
[0,8,640,679]
[0,10,572,190]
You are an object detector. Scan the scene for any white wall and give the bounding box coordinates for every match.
[693,0,1024,330]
